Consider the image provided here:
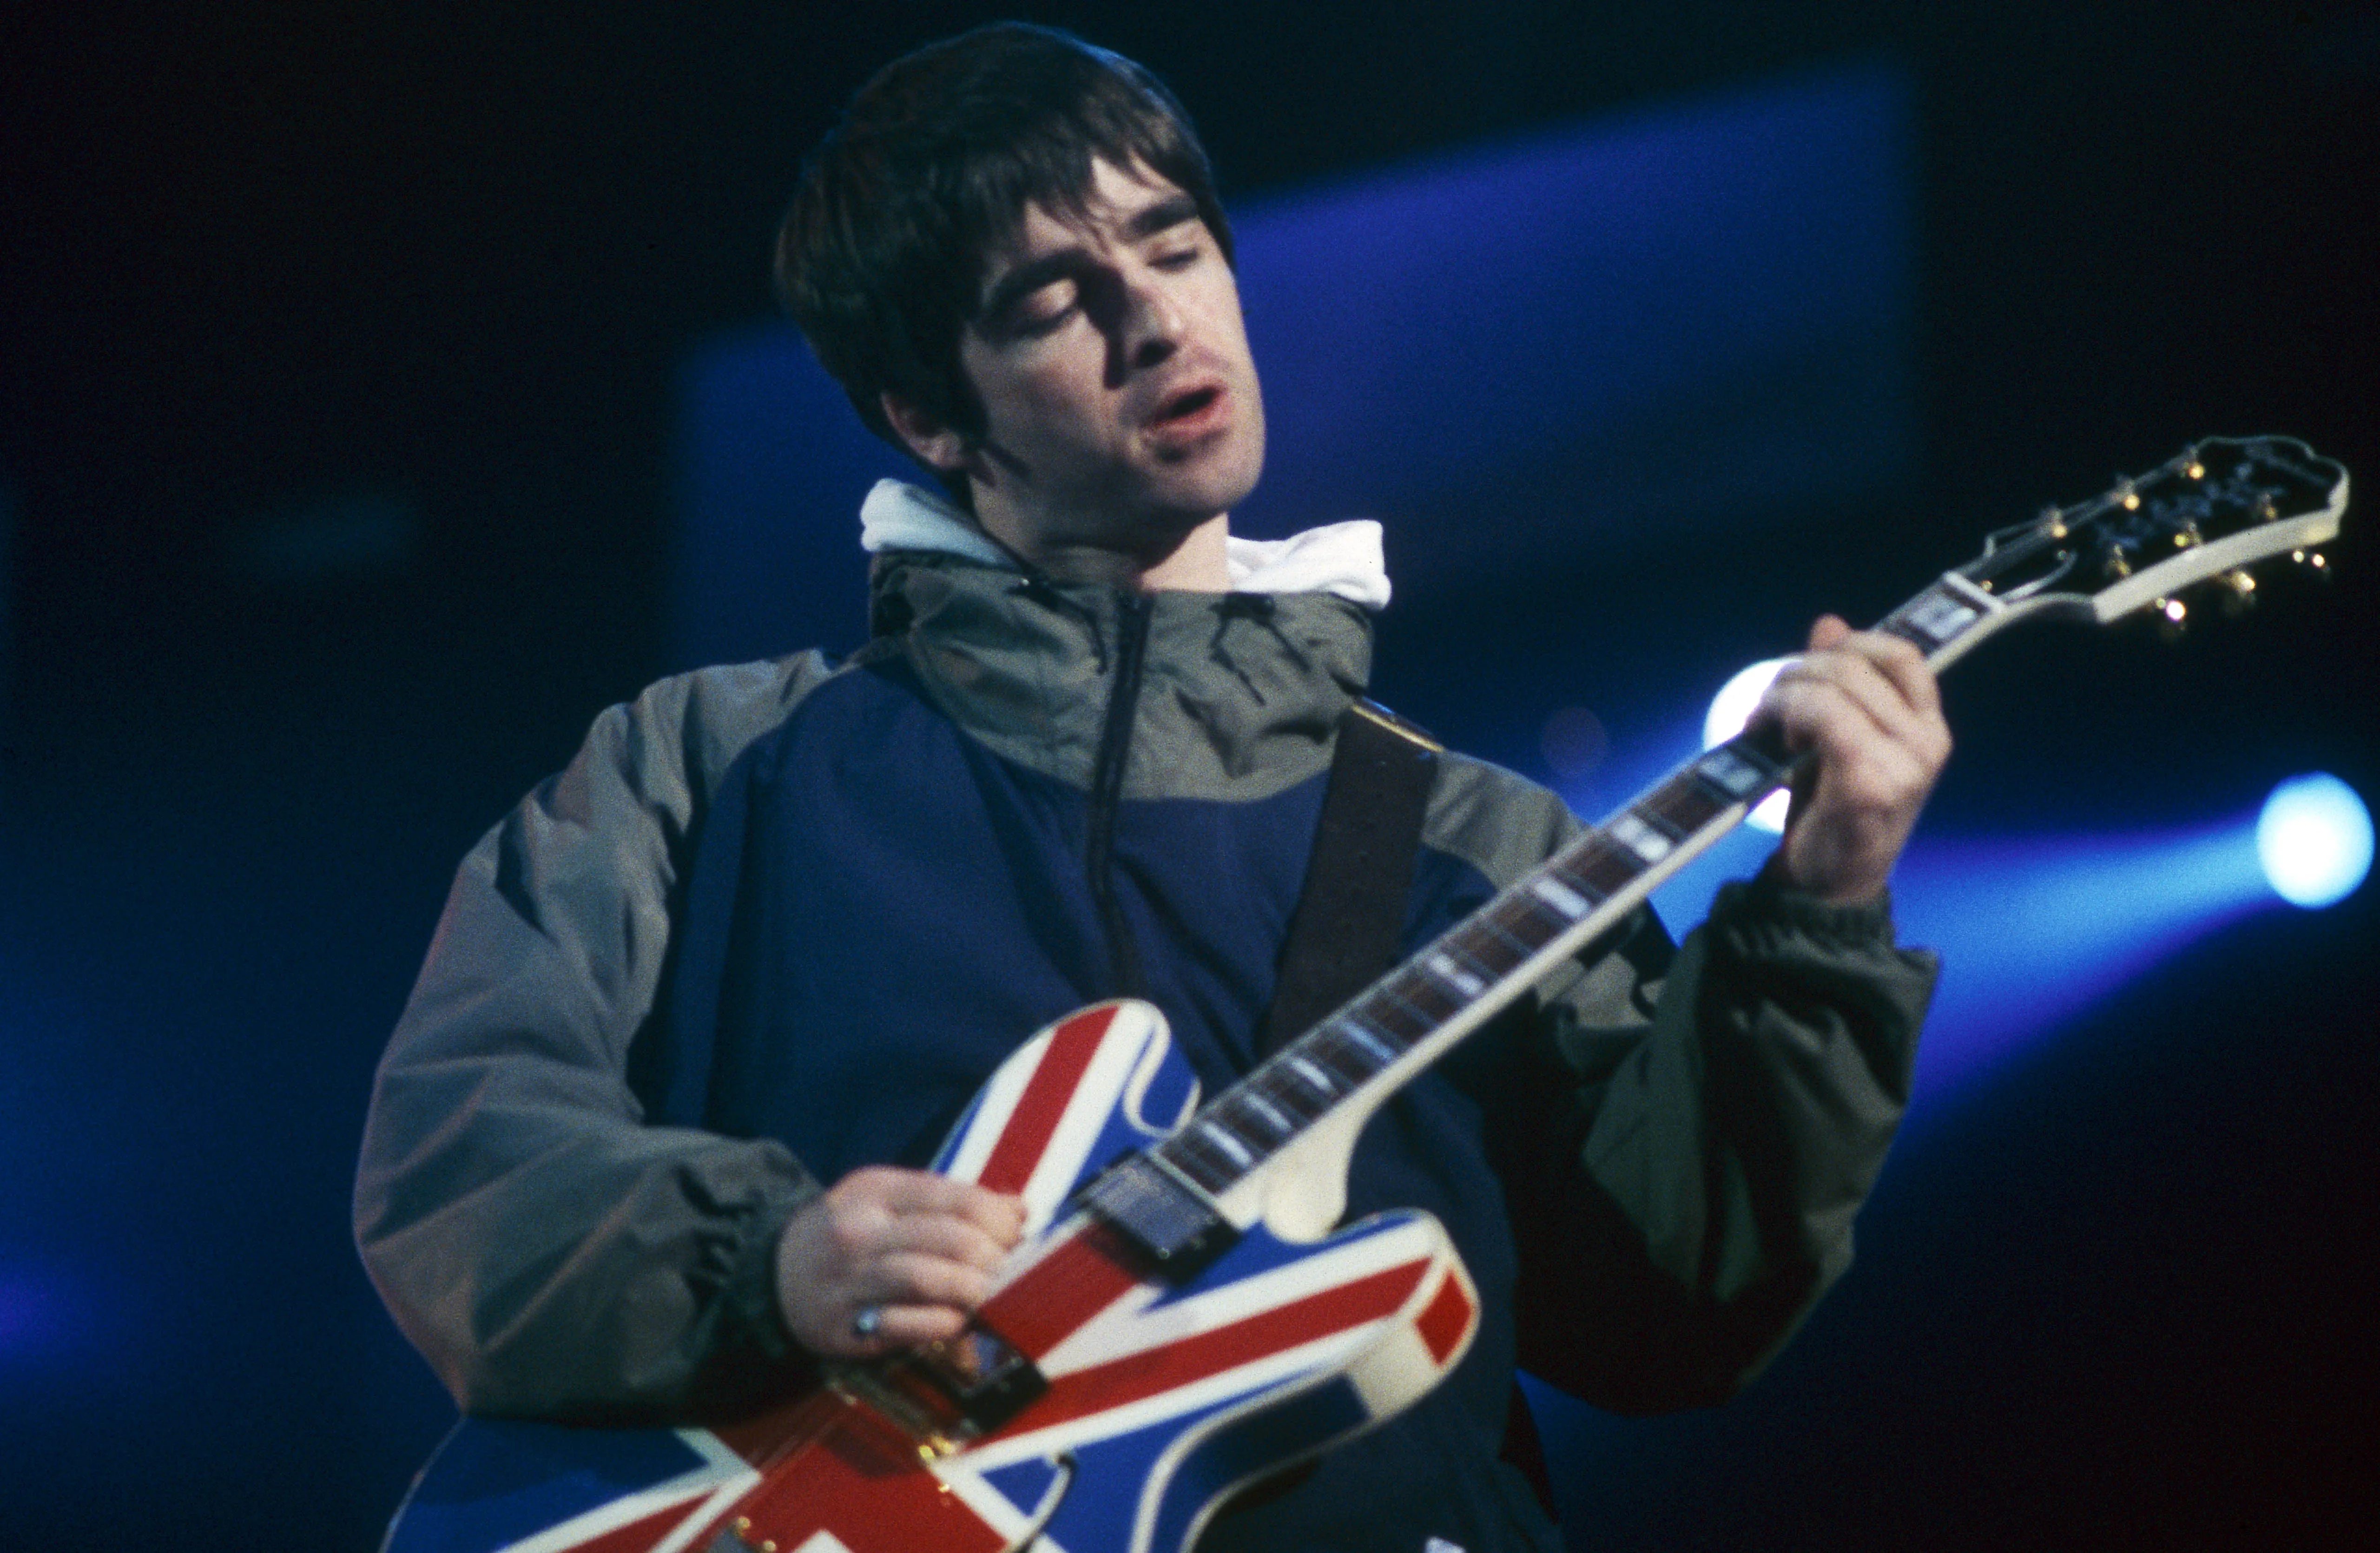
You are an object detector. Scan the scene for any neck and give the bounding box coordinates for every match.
[983,510,1233,593]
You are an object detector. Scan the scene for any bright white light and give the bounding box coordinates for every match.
[2256,773,2373,908]
[1704,657,1793,833]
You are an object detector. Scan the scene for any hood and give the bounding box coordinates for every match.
[856,479,1392,610]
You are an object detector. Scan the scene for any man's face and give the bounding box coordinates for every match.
[928,158,1266,569]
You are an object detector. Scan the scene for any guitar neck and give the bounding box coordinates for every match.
[1143,560,2103,1211]
[1081,435,2348,1252]
[1150,698,1819,1213]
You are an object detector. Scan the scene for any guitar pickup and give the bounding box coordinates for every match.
[1079,1155,1237,1278]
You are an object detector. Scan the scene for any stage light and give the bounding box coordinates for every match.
[1890,823,2270,1106]
[2256,773,2372,908]
[1703,658,1793,832]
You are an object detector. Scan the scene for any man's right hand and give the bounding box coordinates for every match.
[774,1166,1027,1357]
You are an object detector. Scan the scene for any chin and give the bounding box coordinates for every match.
[1171,433,1265,520]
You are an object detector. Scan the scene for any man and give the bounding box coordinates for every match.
[356,23,1946,1553]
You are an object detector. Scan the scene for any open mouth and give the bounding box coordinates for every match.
[1152,385,1221,427]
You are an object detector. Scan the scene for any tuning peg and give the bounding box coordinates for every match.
[2103,548,2133,580]
[2219,569,2257,616]
[2154,596,2188,642]
[2172,521,2203,549]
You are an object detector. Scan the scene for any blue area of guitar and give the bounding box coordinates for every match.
[382,1417,717,1553]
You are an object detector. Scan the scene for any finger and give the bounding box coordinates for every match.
[1805,612,1854,653]
[869,1209,1021,1275]
[1768,638,1932,753]
[864,1248,1000,1312]
[1799,616,1933,704]
[859,1169,1028,1244]
[1814,634,1951,774]
[1747,616,1855,744]
[1761,662,1900,758]
[1821,624,1942,723]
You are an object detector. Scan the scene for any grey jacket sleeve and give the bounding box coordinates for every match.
[1432,756,1937,1414]
[353,654,836,1421]
[1517,871,1935,1412]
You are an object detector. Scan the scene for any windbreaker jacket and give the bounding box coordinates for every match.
[356,546,1938,1553]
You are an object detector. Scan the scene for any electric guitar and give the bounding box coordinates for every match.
[384,436,2348,1553]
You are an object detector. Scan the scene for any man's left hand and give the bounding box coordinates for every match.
[1757,614,1951,906]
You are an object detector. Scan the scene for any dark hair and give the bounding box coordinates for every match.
[775,24,1233,488]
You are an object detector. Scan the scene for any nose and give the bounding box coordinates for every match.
[1118,266,1185,371]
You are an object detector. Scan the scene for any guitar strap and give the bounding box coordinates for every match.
[1257,698,1561,1522]
[1257,698,1440,1056]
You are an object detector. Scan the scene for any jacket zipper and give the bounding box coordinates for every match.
[1084,591,1153,998]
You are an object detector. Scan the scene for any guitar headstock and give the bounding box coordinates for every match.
[1957,436,2348,630]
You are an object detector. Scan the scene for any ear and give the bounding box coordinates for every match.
[881,392,973,480]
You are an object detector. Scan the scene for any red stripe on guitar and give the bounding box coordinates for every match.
[706,1395,1011,1553]
[974,1004,1121,1195]
[976,1218,1147,1357]
[708,1388,850,1468]
[1413,1269,1475,1366]
[996,1258,1432,1437]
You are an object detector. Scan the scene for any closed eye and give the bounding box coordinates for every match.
[1008,278,1083,337]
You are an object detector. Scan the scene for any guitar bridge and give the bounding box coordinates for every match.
[825,1323,1047,1456]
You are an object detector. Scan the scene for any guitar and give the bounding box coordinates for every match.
[384,436,2348,1553]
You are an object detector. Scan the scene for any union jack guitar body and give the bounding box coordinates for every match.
[383,438,2348,1553]
[385,1000,1482,1553]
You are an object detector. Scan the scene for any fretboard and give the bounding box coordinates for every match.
[1140,569,2004,1210]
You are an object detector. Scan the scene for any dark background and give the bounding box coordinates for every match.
[3,3,2375,1548]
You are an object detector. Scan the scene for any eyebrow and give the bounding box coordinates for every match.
[977,191,1205,325]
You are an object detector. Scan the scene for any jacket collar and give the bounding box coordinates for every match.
[857,479,1393,610]
[860,487,1378,803]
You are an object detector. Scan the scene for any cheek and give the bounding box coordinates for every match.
[1002,363,1113,442]
[1200,284,1255,365]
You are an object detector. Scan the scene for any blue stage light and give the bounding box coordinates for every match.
[1890,826,2269,1104]
[2257,774,2373,908]
[1703,657,1793,832]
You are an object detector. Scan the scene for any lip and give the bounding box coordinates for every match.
[1141,377,1232,445]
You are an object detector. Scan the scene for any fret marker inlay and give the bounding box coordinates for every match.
[1342,1021,1397,1065]
[1530,875,1589,917]
[1610,812,1673,862]
[1199,1122,1253,1166]
[1697,749,1765,798]
[1286,1056,1335,1095]
[1427,954,1485,995]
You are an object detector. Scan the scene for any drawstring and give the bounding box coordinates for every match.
[1085,592,1154,997]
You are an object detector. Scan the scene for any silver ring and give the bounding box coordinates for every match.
[851,1303,884,1341]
